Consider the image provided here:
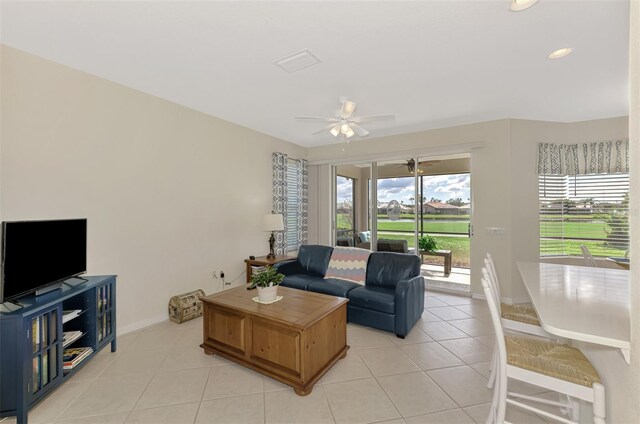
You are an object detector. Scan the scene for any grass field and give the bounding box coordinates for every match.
[338,214,628,268]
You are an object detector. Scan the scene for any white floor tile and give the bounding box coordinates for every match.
[196,393,264,424]
[419,321,468,341]
[427,306,471,321]
[135,367,210,410]
[347,324,396,350]
[377,372,457,417]
[323,378,401,424]
[427,366,493,408]
[59,373,154,420]
[439,337,493,364]
[100,349,169,378]
[318,349,373,385]
[160,343,230,372]
[399,342,464,371]
[125,402,199,423]
[447,318,494,337]
[55,412,129,424]
[357,346,420,377]
[202,364,264,400]
[404,408,474,424]
[265,386,335,424]
[28,381,91,424]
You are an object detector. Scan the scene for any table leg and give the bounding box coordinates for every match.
[445,255,451,276]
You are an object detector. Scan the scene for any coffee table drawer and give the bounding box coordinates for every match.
[250,318,301,376]
[204,305,245,355]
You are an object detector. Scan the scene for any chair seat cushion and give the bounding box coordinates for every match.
[347,286,395,314]
[280,274,325,291]
[501,303,540,326]
[505,335,601,387]
[308,278,361,298]
[324,246,371,284]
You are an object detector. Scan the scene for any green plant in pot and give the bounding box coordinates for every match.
[418,235,438,252]
[250,265,285,302]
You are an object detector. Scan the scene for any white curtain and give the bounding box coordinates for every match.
[296,159,309,247]
[538,140,629,175]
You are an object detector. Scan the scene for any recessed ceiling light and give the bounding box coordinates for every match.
[510,0,538,12]
[548,48,573,59]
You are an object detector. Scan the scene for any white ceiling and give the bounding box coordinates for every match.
[0,1,629,147]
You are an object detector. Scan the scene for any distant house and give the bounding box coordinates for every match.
[422,202,463,215]
[458,203,471,214]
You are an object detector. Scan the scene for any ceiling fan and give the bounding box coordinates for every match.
[295,97,395,141]
[405,159,441,173]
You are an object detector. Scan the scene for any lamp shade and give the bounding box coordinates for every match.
[263,213,284,231]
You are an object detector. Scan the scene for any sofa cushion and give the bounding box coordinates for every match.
[308,278,361,298]
[297,245,334,277]
[324,246,371,284]
[280,274,325,291]
[347,286,395,314]
[366,252,420,289]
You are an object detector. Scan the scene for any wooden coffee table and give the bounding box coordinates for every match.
[200,286,349,395]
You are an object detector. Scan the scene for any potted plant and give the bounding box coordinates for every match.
[418,235,438,252]
[250,265,285,302]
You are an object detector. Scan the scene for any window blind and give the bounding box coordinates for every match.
[286,160,299,251]
[539,173,630,257]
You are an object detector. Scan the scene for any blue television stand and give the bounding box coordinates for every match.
[0,275,117,424]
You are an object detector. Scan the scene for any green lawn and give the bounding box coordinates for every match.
[377,220,469,234]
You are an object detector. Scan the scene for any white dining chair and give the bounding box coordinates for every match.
[580,245,599,267]
[484,254,554,389]
[481,274,606,424]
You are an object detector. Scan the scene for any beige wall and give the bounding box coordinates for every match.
[0,46,306,333]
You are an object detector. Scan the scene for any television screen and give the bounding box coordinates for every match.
[1,219,87,303]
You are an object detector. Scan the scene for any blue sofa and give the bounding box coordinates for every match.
[275,245,424,338]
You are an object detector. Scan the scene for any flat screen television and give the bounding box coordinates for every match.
[1,219,87,304]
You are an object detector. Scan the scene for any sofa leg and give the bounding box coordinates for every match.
[396,334,405,339]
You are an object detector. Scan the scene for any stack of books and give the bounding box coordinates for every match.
[62,309,82,324]
[62,331,83,348]
[63,347,93,371]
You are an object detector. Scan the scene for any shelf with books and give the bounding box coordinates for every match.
[1,275,117,424]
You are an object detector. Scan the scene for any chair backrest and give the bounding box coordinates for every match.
[480,271,509,424]
[366,252,420,288]
[297,245,334,277]
[580,245,598,267]
[484,253,502,305]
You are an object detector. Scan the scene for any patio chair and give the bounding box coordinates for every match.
[481,273,606,424]
[580,245,598,267]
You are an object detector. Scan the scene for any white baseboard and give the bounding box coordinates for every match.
[117,313,168,335]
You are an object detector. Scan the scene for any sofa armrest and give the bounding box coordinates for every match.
[273,260,304,276]
[394,275,425,337]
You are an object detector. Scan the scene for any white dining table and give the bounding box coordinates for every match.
[517,261,631,363]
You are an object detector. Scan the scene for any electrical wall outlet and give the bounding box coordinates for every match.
[220,271,225,279]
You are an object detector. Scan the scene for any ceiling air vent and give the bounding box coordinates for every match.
[274,49,321,73]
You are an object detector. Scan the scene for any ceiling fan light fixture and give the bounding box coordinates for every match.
[344,127,355,138]
[510,0,538,12]
[340,123,351,134]
[330,125,340,137]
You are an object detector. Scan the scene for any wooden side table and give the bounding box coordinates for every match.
[419,249,452,276]
[244,255,296,287]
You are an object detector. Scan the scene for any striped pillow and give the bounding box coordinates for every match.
[324,247,371,284]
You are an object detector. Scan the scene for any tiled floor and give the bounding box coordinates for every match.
[6,290,555,424]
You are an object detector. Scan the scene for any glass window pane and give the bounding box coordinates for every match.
[50,310,57,343]
[32,317,40,353]
[42,351,49,386]
[42,315,48,347]
[50,346,58,380]
[32,356,40,393]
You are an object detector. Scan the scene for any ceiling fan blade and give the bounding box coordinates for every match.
[294,116,339,122]
[350,123,369,137]
[340,100,357,119]
[351,114,395,123]
[311,124,339,135]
